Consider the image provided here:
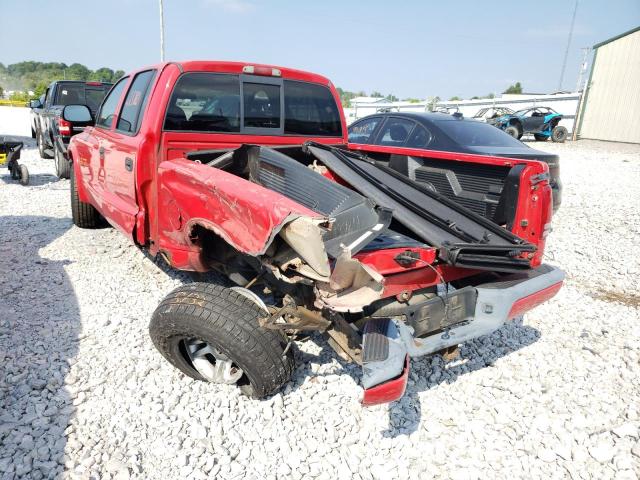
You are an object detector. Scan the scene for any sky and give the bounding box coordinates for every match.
[0,0,638,99]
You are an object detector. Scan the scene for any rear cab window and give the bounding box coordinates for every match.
[284,80,341,136]
[54,82,112,113]
[163,72,342,137]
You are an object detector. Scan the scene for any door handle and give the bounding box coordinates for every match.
[125,157,133,172]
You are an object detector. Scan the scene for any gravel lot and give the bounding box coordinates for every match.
[1,106,639,479]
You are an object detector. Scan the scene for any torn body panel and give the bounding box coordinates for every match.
[157,158,325,270]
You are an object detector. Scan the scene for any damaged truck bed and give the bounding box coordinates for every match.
[67,60,564,407]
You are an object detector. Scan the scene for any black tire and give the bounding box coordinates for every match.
[551,126,568,143]
[54,147,70,179]
[10,164,19,180]
[533,134,548,142]
[149,283,295,398]
[18,165,29,186]
[70,166,101,228]
[37,131,53,159]
[505,126,520,139]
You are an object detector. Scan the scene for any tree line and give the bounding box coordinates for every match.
[0,61,124,101]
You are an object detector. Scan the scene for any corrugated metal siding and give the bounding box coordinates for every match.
[579,29,640,143]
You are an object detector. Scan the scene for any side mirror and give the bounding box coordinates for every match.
[29,99,42,109]
[62,104,92,123]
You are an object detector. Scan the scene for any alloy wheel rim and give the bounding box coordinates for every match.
[184,338,244,385]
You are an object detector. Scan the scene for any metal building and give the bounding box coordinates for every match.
[577,26,640,143]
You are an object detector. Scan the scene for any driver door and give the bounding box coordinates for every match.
[522,109,545,132]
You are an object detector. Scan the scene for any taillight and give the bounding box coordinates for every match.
[58,118,72,136]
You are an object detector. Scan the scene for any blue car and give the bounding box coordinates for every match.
[494,107,568,142]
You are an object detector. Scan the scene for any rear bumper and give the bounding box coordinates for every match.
[361,264,564,405]
[400,264,564,357]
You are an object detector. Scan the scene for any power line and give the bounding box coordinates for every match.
[559,0,579,91]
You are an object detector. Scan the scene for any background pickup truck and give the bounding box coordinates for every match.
[65,61,563,406]
[29,80,112,178]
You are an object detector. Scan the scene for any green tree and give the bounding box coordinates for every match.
[90,67,115,82]
[34,82,48,97]
[66,63,91,80]
[0,85,4,98]
[503,82,523,94]
[449,96,462,101]
[385,93,398,102]
[370,91,383,98]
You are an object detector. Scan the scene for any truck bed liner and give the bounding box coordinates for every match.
[304,143,536,272]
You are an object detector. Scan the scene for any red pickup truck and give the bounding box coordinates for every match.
[65,61,564,406]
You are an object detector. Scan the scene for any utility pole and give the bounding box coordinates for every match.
[159,0,165,62]
[575,47,590,92]
[558,0,579,91]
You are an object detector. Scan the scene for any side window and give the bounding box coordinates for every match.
[406,125,433,149]
[44,88,52,107]
[96,78,128,129]
[243,83,281,129]
[164,73,240,132]
[116,71,156,133]
[348,117,380,144]
[376,118,415,146]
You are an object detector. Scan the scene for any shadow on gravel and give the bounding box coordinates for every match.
[0,215,78,478]
[382,322,541,437]
[1,173,60,187]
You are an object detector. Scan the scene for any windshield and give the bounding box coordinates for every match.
[437,119,527,148]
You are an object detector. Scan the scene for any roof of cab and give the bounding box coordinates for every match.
[133,60,334,87]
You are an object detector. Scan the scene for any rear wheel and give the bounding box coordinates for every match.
[70,166,101,228]
[37,131,53,159]
[533,134,548,141]
[54,147,70,179]
[18,165,29,186]
[551,126,568,143]
[505,126,520,139]
[149,282,295,398]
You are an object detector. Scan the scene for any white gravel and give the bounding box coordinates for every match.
[1,106,639,479]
